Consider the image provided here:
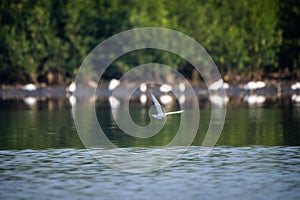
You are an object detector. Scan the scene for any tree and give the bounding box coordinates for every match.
[278,0,300,76]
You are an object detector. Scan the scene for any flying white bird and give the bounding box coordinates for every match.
[149,92,184,119]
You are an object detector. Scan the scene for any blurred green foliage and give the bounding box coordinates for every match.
[0,0,299,84]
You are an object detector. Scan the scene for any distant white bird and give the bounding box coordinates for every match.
[208,79,222,90]
[22,83,37,91]
[244,81,256,90]
[244,81,266,90]
[223,82,230,89]
[150,92,184,119]
[291,82,300,90]
[256,81,266,89]
[159,84,172,93]
[139,83,147,93]
[66,81,76,93]
[208,79,229,90]
[108,79,120,91]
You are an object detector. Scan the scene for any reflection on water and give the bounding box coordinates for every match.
[0,96,299,149]
[0,98,82,149]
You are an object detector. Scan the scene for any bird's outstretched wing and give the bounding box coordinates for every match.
[149,92,163,115]
[165,110,184,116]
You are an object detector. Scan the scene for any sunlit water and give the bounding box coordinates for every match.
[0,97,300,199]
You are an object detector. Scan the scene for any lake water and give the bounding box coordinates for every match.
[0,97,300,199]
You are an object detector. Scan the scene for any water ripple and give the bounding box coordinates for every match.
[0,146,300,200]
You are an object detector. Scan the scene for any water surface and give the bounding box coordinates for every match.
[0,97,299,199]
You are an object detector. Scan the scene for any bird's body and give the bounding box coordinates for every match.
[244,81,266,90]
[22,83,37,91]
[139,83,147,92]
[208,79,229,91]
[149,92,184,119]
[108,79,120,91]
[159,84,172,93]
[291,82,300,90]
[66,81,76,93]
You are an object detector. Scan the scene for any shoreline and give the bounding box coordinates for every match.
[0,81,299,99]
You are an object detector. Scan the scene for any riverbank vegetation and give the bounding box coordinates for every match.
[0,0,299,85]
